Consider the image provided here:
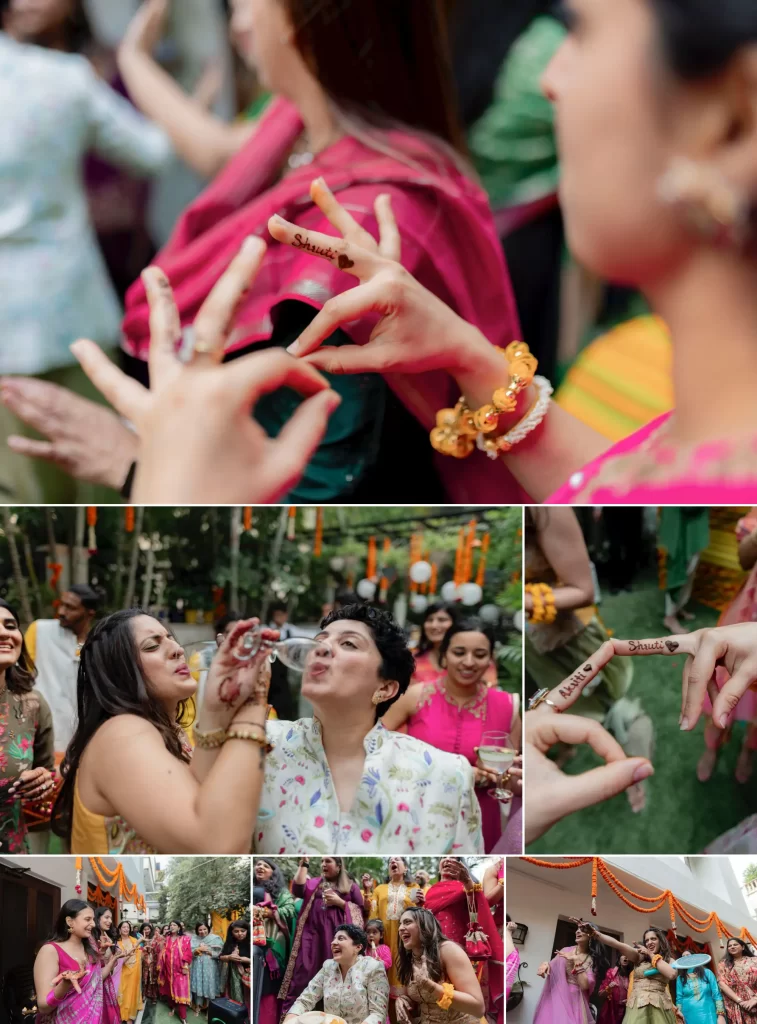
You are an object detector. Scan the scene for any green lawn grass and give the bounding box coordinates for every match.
[527,576,757,854]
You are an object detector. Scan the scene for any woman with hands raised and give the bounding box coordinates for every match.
[533,920,608,1024]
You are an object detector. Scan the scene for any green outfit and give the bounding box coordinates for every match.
[658,508,710,612]
[0,687,54,853]
[469,16,565,209]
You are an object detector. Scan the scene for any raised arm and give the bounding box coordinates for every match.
[117,0,255,180]
[482,860,503,906]
[528,507,596,611]
[570,921,642,963]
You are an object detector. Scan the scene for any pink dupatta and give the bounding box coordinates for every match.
[533,947,595,1024]
[121,98,524,503]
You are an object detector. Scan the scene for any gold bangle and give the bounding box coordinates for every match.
[430,341,537,459]
[193,726,228,750]
[437,982,455,1011]
[226,725,274,753]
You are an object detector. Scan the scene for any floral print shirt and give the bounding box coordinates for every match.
[0,687,54,852]
[289,956,390,1024]
[254,719,483,854]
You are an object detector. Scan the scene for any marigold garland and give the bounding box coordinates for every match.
[89,857,146,915]
[522,857,757,947]
[313,508,323,557]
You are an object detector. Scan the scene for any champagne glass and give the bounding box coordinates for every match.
[479,731,517,802]
[184,631,321,673]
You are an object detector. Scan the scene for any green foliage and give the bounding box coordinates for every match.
[262,856,491,885]
[162,857,250,924]
[744,864,757,886]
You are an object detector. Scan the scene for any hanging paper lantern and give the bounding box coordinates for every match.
[357,578,377,600]
[409,560,432,585]
[410,594,428,613]
[287,507,297,540]
[460,582,483,606]
[479,603,500,624]
[330,556,345,572]
[302,507,317,531]
[512,609,524,632]
[441,580,459,602]
[86,506,98,554]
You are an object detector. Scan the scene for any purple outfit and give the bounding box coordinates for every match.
[279,878,365,1016]
[534,947,596,1024]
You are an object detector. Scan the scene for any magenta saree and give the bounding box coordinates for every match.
[533,947,596,1024]
[35,944,103,1024]
[121,97,524,503]
[548,412,757,503]
[597,966,629,1024]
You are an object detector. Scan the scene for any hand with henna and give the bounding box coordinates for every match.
[51,968,86,994]
[200,619,278,727]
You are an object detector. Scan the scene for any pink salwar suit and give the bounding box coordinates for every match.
[160,934,192,1021]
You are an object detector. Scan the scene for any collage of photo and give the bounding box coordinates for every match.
[3,0,757,1022]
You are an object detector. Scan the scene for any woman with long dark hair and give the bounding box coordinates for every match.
[32,898,126,1022]
[676,961,726,1024]
[384,618,519,851]
[717,938,757,1023]
[116,920,143,1024]
[51,608,274,853]
[395,907,485,1024]
[0,598,55,852]
[253,858,297,1024]
[140,922,161,1019]
[569,922,675,1024]
[219,919,251,1011]
[534,920,609,1023]
[15,0,521,506]
[412,604,460,683]
[280,856,365,1015]
[361,856,422,1005]
[93,906,121,1021]
[283,924,389,1024]
[159,921,192,1021]
[597,954,632,1024]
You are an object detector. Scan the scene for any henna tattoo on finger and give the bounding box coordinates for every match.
[219,676,242,705]
[291,232,340,262]
[626,640,666,653]
[558,662,596,700]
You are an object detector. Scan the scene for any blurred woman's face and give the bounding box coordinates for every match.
[232,926,248,942]
[444,631,491,688]
[301,620,398,715]
[100,910,113,931]
[728,940,743,957]
[331,930,360,963]
[69,908,95,940]
[132,616,196,705]
[643,931,660,954]
[230,0,300,91]
[541,0,706,288]
[170,923,179,935]
[398,912,420,949]
[120,923,131,937]
[322,857,340,880]
[6,0,74,39]
[198,925,209,938]
[424,611,454,646]
[255,861,274,881]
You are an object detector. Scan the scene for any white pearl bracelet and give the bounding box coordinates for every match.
[476,375,553,459]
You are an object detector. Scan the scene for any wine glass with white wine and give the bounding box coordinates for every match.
[479,731,517,803]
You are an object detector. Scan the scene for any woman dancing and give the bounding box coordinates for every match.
[33,899,127,1022]
[677,962,726,1024]
[0,598,55,853]
[116,921,143,1024]
[51,610,273,853]
[384,617,519,852]
[362,858,422,1002]
[717,939,757,1023]
[160,921,192,1021]
[534,920,608,1024]
[575,922,675,1024]
[279,857,365,1015]
[255,604,483,854]
[395,907,485,1024]
[597,955,631,1024]
[219,920,251,1012]
[253,858,297,1024]
[190,923,222,1014]
[283,924,389,1024]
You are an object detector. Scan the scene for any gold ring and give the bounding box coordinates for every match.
[528,688,561,713]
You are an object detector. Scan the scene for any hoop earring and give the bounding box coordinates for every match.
[658,156,750,248]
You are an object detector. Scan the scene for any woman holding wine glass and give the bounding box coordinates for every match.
[382,618,519,851]
[50,609,276,854]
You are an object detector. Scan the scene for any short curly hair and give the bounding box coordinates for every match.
[320,604,414,721]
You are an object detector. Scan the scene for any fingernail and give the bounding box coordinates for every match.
[632,763,654,783]
[326,392,342,412]
[287,341,299,355]
[680,717,690,731]
[720,713,729,728]
[242,235,263,256]
[313,177,329,193]
[270,214,285,226]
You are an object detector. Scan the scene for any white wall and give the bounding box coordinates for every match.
[508,858,754,1024]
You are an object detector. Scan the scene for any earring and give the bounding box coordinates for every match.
[371,691,384,706]
[658,156,750,248]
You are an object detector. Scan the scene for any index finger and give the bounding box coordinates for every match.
[529,641,616,714]
[142,266,183,384]
[610,635,697,658]
[268,214,385,282]
[310,177,381,251]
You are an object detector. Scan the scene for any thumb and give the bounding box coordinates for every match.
[558,758,654,818]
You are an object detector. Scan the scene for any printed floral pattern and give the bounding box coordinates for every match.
[0,689,54,853]
[289,956,389,1024]
[254,719,483,854]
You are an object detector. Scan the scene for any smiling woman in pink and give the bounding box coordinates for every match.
[383,617,519,852]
